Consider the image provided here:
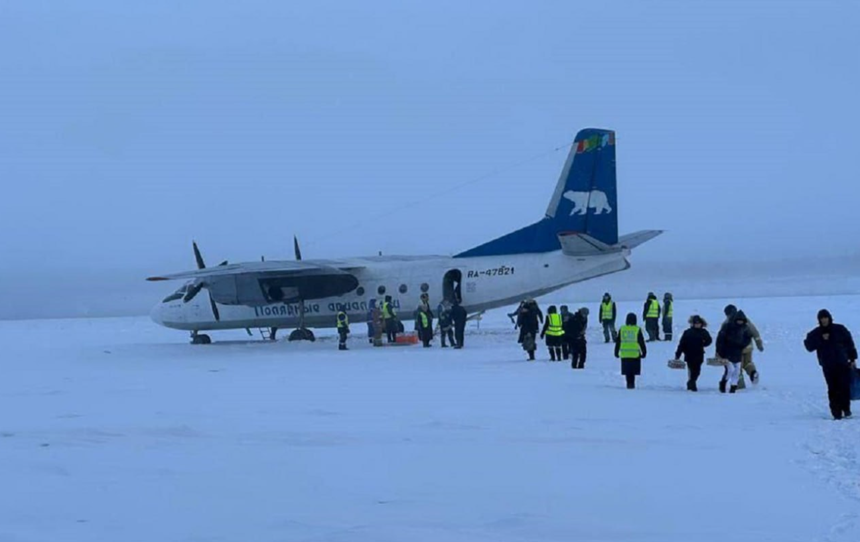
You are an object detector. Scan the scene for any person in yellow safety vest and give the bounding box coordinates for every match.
[662,292,674,341]
[336,310,350,350]
[540,305,565,361]
[600,293,617,343]
[642,292,661,342]
[416,304,434,348]
[381,295,398,343]
[614,313,648,389]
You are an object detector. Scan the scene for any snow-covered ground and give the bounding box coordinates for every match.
[2,295,859,542]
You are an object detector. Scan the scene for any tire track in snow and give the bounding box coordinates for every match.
[770,387,860,541]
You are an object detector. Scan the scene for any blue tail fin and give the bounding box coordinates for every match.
[456,128,618,258]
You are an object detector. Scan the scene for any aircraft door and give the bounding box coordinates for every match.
[442,269,462,304]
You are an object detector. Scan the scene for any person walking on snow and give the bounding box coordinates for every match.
[675,315,712,391]
[643,292,661,342]
[437,301,455,348]
[517,299,541,360]
[560,305,573,359]
[450,299,467,349]
[804,309,857,420]
[716,310,753,393]
[599,293,617,343]
[662,292,674,341]
[722,304,764,388]
[615,313,647,389]
[541,305,565,361]
[568,308,589,369]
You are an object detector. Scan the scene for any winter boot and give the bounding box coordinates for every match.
[845,409,853,418]
[750,370,759,385]
[528,351,535,361]
[665,334,673,341]
[719,379,727,393]
[729,385,738,394]
[626,375,636,389]
[549,349,556,362]
[686,380,693,391]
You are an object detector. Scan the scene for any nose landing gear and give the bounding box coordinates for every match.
[190,331,211,345]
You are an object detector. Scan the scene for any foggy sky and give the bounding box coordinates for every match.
[1,0,858,319]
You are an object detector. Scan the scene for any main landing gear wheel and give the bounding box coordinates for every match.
[286,298,315,342]
[190,332,211,345]
[288,328,316,342]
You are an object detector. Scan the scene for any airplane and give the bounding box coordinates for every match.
[148,128,662,344]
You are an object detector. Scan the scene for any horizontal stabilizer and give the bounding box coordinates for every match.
[617,230,664,249]
[558,232,614,256]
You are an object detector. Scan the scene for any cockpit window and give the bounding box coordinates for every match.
[162,284,189,303]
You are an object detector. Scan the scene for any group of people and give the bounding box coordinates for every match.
[338,290,857,419]
[512,293,763,392]
[335,294,467,350]
[597,292,674,343]
[411,293,468,349]
[673,304,764,393]
[509,299,589,367]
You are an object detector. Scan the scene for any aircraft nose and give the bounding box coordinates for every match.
[150,303,165,325]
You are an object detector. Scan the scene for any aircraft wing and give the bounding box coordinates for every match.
[146,260,363,281]
[147,260,364,306]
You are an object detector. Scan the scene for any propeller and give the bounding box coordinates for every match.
[294,235,302,261]
[193,241,206,269]
[183,282,205,302]
[185,241,221,321]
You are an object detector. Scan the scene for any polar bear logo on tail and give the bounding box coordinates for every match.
[563,190,613,216]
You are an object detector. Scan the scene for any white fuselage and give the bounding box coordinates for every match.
[151,250,631,332]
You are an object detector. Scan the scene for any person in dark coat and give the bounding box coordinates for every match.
[437,301,455,348]
[642,292,661,341]
[560,305,573,359]
[599,293,617,343]
[366,299,377,344]
[716,310,753,393]
[675,315,713,391]
[517,299,541,360]
[567,308,588,369]
[615,313,647,389]
[450,299,467,349]
[804,309,857,420]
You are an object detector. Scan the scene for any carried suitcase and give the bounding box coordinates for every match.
[667,359,686,369]
[522,333,536,352]
[394,332,419,345]
[851,368,860,401]
[707,357,728,367]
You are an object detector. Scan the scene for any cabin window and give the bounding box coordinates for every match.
[377,285,386,295]
[356,286,365,297]
[399,284,408,294]
[420,283,429,293]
